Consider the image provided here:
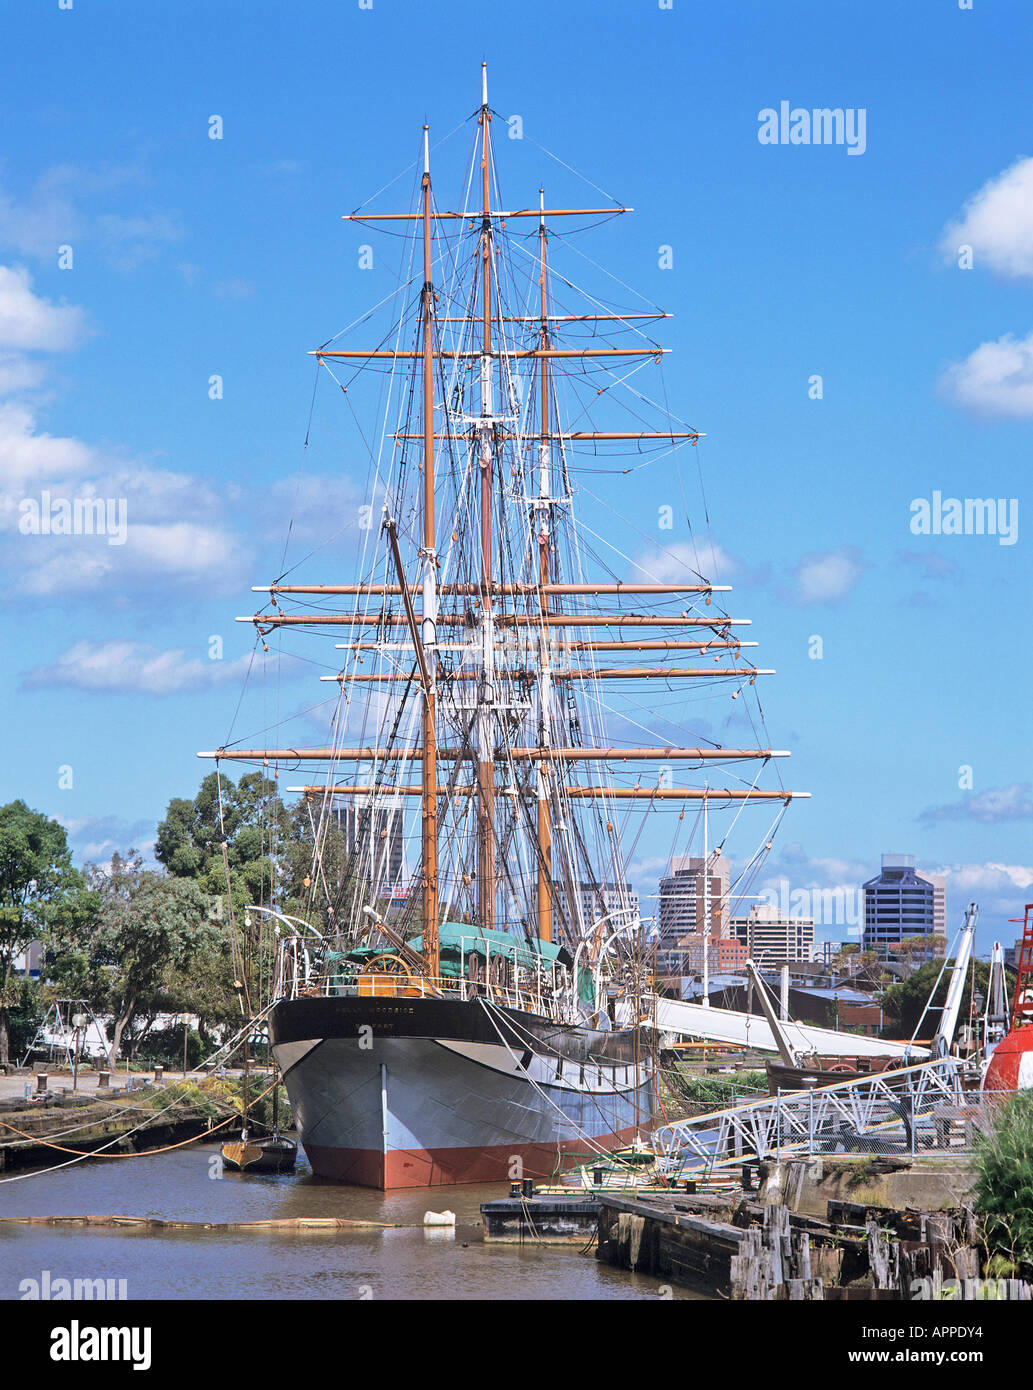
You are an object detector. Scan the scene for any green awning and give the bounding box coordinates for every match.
[407,922,572,972]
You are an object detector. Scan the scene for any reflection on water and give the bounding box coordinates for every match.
[0,1144,708,1300]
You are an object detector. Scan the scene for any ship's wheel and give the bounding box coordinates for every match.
[362,953,411,979]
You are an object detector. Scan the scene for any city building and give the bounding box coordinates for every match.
[656,853,730,972]
[553,881,639,936]
[12,941,42,978]
[331,797,406,894]
[1005,937,1027,970]
[677,933,748,975]
[729,903,814,964]
[862,853,946,957]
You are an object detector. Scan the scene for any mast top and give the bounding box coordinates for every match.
[423,124,430,176]
[481,61,488,108]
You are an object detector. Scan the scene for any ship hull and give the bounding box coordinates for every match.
[270,996,653,1189]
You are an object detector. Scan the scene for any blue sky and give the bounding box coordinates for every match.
[1,0,1031,958]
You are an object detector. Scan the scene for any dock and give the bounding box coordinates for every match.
[594,1156,1033,1299]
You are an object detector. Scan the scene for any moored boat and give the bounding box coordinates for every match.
[221,1133,298,1175]
[201,66,804,1189]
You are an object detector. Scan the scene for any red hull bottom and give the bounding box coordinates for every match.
[304,1123,646,1189]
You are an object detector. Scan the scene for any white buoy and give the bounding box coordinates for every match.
[423,1210,456,1227]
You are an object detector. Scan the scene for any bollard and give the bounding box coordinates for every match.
[521,1178,534,1199]
[97,1071,110,1089]
[36,1073,48,1095]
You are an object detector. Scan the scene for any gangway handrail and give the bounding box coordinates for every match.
[652,1056,968,1174]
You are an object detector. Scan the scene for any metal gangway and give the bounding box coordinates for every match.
[652,1058,971,1178]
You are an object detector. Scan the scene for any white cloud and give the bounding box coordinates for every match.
[24,640,252,695]
[0,265,86,353]
[791,546,864,604]
[940,330,1033,418]
[0,265,88,405]
[936,860,1033,895]
[932,860,1033,924]
[921,783,1033,824]
[257,472,365,548]
[0,399,95,490]
[0,401,250,596]
[0,352,47,396]
[55,811,158,867]
[630,538,735,584]
[0,165,181,273]
[940,156,1033,280]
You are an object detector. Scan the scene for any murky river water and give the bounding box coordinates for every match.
[0,1143,706,1300]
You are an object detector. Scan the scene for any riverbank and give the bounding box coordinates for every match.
[0,1072,250,1172]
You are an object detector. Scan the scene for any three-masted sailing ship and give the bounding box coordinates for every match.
[200,67,804,1189]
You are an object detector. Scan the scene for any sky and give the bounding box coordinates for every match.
[1,0,1031,959]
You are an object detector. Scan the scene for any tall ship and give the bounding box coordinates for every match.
[201,68,804,1189]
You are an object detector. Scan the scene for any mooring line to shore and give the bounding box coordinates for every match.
[0,1076,280,1163]
[0,1007,281,1184]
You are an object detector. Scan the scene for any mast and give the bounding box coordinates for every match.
[536,185,553,942]
[197,70,810,983]
[702,796,710,1007]
[476,63,496,934]
[420,124,440,974]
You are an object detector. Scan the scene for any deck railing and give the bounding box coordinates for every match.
[272,935,566,1018]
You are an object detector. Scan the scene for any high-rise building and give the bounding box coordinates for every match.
[332,797,406,894]
[862,854,946,957]
[656,853,730,973]
[677,933,749,975]
[553,881,639,936]
[729,904,814,964]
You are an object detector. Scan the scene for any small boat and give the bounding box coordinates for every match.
[765,1056,902,1094]
[222,1130,298,1174]
[221,1029,297,1174]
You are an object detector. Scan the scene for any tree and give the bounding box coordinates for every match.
[160,928,240,1048]
[53,853,219,1066]
[0,800,95,1065]
[156,771,290,918]
[158,774,368,936]
[882,956,1011,1040]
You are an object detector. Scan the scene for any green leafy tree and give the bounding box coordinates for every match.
[156,771,290,919]
[52,852,219,1066]
[0,800,96,1065]
[882,956,1011,1039]
[159,775,370,935]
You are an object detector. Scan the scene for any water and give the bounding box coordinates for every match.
[0,1144,705,1300]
